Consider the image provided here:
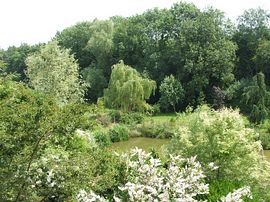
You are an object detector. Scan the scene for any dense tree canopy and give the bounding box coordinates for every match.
[233,8,270,79]
[1,44,41,80]
[0,2,269,121]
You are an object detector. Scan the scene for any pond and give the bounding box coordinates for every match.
[111,138,270,161]
[110,137,170,153]
[264,150,270,161]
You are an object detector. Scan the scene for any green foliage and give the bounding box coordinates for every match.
[109,124,130,143]
[0,76,91,201]
[104,61,156,112]
[255,40,270,85]
[226,72,270,123]
[204,180,244,202]
[0,77,54,200]
[257,119,270,149]
[167,105,270,200]
[242,72,270,123]
[113,3,236,107]
[26,147,125,201]
[1,43,41,80]
[233,8,270,79]
[26,40,85,105]
[159,75,184,112]
[55,21,94,68]
[119,112,144,125]
[93,129,111,147]
[82,68,107,102]
[85,20,114,75]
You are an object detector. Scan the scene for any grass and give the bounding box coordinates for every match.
[110,137,170,153]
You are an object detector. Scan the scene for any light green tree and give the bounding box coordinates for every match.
[26,41,85,105]
[104,61,156,112]
[159,75,184,112]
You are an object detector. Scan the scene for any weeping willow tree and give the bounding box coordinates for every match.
[243,72,270,123]
[104,61,156,112]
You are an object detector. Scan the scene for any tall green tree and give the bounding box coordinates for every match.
[81,67,107,102]
[56,20,115,102]
[255,40,270,85]
[104,61,156,112]
[55,21,94,69]
[112,3,236,107]
[2,44,41,80]
[243,72,270,123]
[26,41,85,105]
[159,75,184,112]
[233,8,270,79]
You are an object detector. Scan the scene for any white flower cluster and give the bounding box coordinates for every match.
[220,186,252,202]
[76,148,252,202]
[119,148,209,201]
[75,129,97,147]
[77,190,107,202]
[27,149,67,190]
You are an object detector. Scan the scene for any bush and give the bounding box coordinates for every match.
[77,148,252,202]
[93,129,111,147]
[109,124,130,142]
[96,112,112,126]
[151,103,161,115]
[119,112,144,125]
[26,147,125,201]
[0,76,95,201]
[257,119,270,149]
[108,110,122,123]
[137,119,176,138]
[167,105,270,200]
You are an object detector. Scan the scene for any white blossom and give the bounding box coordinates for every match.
[77,148,252,202]
[220,186,252,202]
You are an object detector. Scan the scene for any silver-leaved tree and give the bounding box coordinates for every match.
[26,41,85,105]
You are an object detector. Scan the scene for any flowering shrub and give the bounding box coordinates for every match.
[77,148,252,202]
[169,106,270,185]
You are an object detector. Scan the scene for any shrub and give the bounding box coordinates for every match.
[119,112,144,125]
[93,129,111,147]
[167,105,270,200]
[108,110,122,123]
[109,124,130,142]
[96,112,112,126]
[137,120,176,138]
[151,103,161,115]
[257,119,270,149]
[0,77,89,201]
[26,147,125,201]
[77,148,252,202]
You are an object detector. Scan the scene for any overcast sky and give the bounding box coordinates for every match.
[1,0,270,49]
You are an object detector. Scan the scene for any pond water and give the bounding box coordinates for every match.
[264,150,270,161]
[111,138,270,161]
[110,137,170,153]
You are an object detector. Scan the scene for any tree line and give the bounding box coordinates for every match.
[0,2,270,122]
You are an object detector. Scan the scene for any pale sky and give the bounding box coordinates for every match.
[1,0,270,49]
